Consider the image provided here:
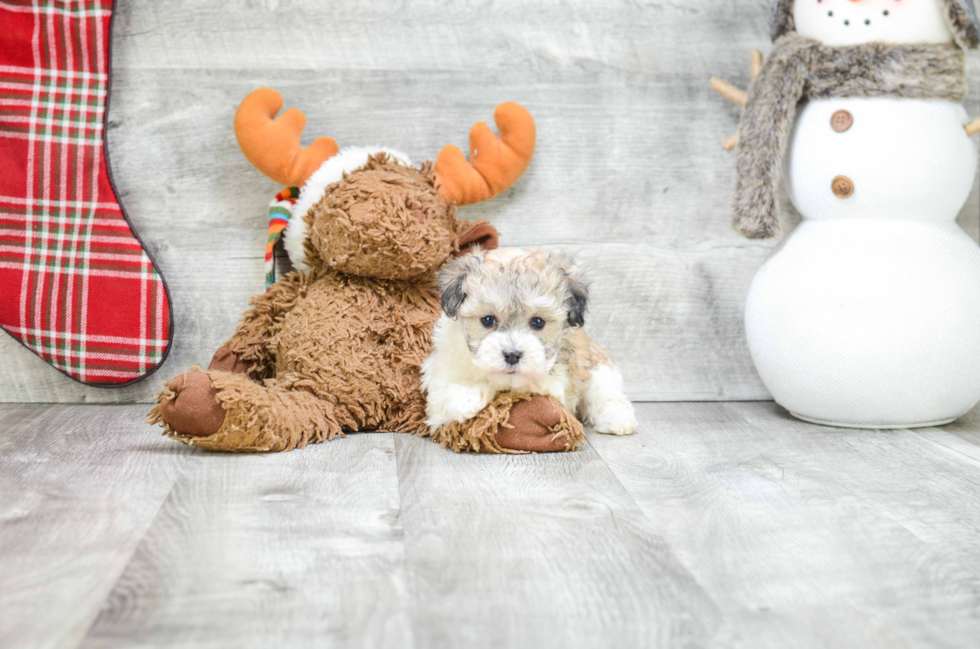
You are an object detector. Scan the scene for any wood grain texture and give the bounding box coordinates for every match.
[0,405,188,649]
[4,402,980,647]
[393,434,719,648]
[0,0,976,403]
[590,402,980,649]
[81,433,410,649]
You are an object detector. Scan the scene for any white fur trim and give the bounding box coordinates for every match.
[284,146,413,271]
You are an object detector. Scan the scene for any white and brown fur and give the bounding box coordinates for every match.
[422,248,637,436]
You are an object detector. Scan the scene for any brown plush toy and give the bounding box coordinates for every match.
[149,88,583,454]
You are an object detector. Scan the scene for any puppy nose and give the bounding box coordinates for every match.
[503,350,523,366]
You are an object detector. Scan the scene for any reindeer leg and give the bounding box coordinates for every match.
[430,393,584,454]
[149,371,343,453]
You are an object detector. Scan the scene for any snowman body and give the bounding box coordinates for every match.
[744,1,980,427]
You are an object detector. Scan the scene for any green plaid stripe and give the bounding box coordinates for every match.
[0,0,172,383]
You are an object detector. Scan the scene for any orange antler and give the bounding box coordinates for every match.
[234,88,339,187]
[435,102,536,206]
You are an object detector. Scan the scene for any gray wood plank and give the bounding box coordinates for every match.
[393,434,719,648]
[80,433,412,649]
[108,0,772,73]
[5,402,980,647]
[589,402,980,649]
[0,0,976,408]
[0,405,188,649]
[0,64,779,404]
[919,403,980,462]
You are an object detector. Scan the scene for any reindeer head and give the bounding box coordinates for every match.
[234,89,535,281]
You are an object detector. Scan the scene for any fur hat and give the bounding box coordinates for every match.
[770,0,980,49]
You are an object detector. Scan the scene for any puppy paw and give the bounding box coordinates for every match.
[460,390,491,421]
[591,401,637,436]
[431,384,490,426]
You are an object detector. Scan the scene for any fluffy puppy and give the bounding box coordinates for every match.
[422,247,637,436]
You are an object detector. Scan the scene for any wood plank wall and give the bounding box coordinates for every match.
[1,0,976,403]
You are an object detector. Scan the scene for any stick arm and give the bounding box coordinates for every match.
[966,117,980,137]
[712,51,763,151]
[709,78,747,107]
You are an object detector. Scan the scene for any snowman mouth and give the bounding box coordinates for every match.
[827,7,891,28]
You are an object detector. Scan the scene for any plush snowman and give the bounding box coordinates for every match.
[713,0,980,428]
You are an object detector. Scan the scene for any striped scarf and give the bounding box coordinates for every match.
[266,187,298,290]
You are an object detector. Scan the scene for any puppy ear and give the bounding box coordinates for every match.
[439,255,473,317]
[565,274,589,327]
[454,221,499,257]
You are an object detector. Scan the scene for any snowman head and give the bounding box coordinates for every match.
[772,0,980,48]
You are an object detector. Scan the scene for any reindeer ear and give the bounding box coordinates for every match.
[454,221,499,257]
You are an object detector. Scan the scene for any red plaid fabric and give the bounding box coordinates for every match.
[0,0,172,386]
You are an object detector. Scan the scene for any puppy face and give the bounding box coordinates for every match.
[439,248,588,388]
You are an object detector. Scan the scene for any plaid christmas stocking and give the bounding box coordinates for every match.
[0,0,172,386]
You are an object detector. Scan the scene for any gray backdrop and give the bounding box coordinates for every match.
[2,0,976,403]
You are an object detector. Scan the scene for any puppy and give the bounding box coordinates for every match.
[422,247,637,436]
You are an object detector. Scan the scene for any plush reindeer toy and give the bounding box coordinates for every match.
[150,89,581,453]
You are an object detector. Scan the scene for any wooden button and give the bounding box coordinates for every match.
[831,109,853,132]
[832,175,854,198]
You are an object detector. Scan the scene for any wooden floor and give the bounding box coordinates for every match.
[3,3,979,646]
[2,403,979,648]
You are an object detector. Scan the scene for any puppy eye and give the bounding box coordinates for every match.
[481,315,497,328]
[530,317,546,330]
